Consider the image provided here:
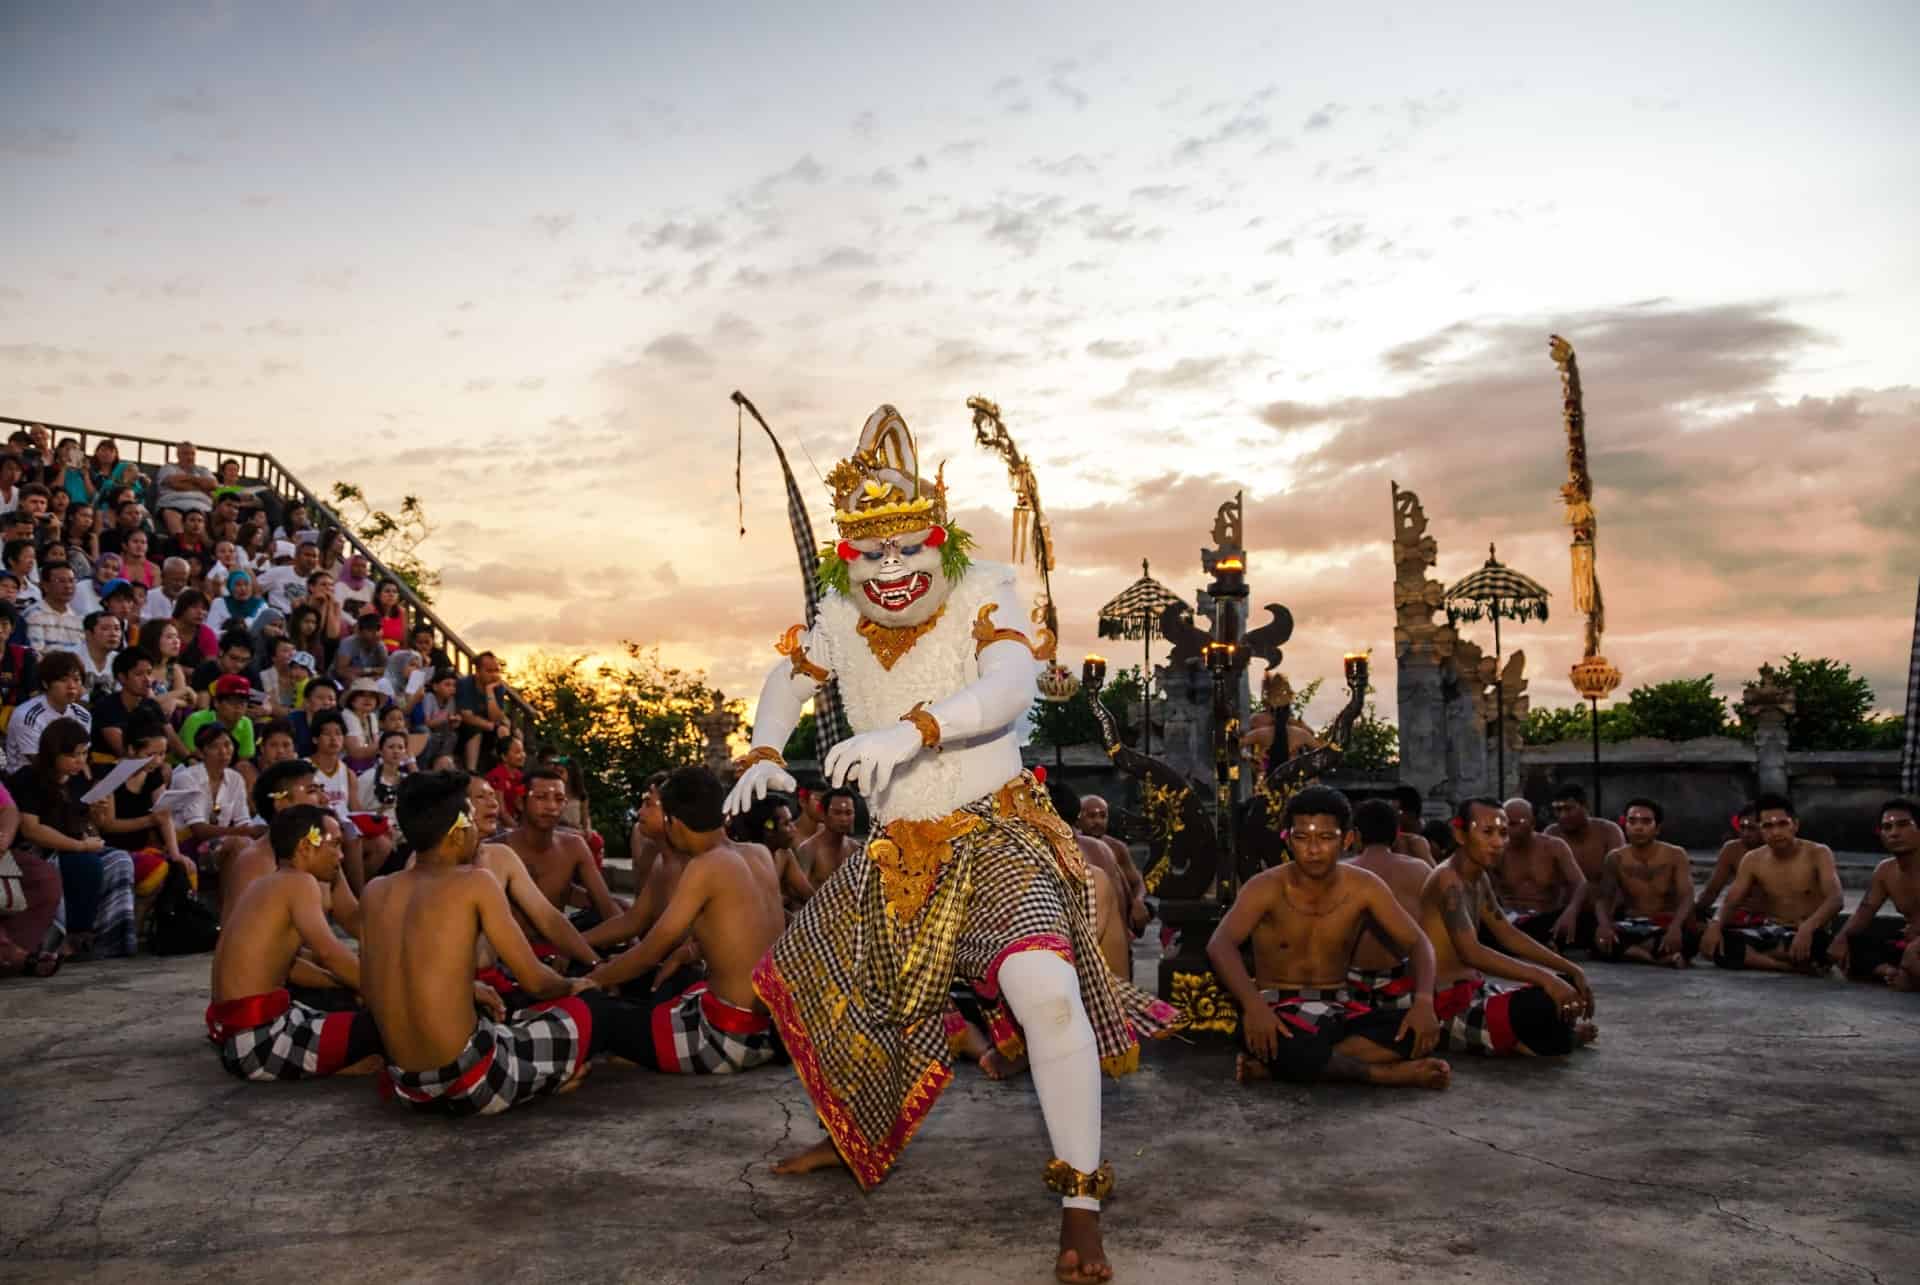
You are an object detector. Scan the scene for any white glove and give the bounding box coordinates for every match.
[723,759,796,818]
[822,723,923,798]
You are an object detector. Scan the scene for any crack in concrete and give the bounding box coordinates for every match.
[1391,1113,1886,1284]
[737,1094,798,1285]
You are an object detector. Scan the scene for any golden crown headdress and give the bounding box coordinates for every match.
[1261,669,1295,709]
[827,405,948,542]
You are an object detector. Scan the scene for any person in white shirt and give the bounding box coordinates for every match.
[71,552,124,616]
[5,652,92,772]
[171,722,263,865]
[153,440,217,535]
[356,728,411,822]
[258,540,319,615]
[144,557,192,622]
[305,708,386,891]
[77,611,122,700]
[333,553,374,609]
[25,564,87,655]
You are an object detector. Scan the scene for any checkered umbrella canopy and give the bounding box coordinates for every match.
[1902,577,1919,794]
[1445,544,1551,627]
[1097,561,1186,641]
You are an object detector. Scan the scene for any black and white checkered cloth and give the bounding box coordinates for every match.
[384,999,590,1116]
[1903,577,1919,795]
[1432,977,1527,1056]
[648,980,779,1074]
[208,993,377,1081]
[766,422,849,756]
[1345,961,1414,1010]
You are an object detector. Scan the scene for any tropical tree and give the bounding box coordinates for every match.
[1745,654,1897,751]
[326,481,441,604]
[513,644,739,850]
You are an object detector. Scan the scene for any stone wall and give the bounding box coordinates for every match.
[1516,739,1902,850]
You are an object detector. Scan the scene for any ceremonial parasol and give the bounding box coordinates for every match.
[1098,559,1186,760]
[1445,543,1550,794]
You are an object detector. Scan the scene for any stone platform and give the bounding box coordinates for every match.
[4,948,1916,1283]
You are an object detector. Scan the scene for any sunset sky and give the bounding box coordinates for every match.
[5,2,1916,728]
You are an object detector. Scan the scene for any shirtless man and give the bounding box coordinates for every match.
[1419,797,1596,1057]
[1076,793,1149,934]
[1543,782,1623,948]
[796,785,858,890]
[792,784,825,845]
[1828,797,1920,986]
[1344,797,1440,1006]
[1695,801,1767,922]
[587,766,786,1073]
[1206,785,1447,1089]
[502,765,621,935]
[363,771,627,1115]
[466,775,600,984]
[587,781,695,959]
[204,806,383,1080]
[626,770,671,894]
[1392,784,1435,865]
[736,794,817,910]
[1494,798,1588,947]
[221,759,360,949]
[1592,797,1697,967]
[1699,792,1843,974]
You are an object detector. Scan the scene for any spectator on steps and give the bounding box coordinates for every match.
[86,440,144,508]
[145,557,191,622]
[118,529,158,590]
[154,440,218,536]
[333,613,389,686]
[26,564,86,655]
[206,569,266,635]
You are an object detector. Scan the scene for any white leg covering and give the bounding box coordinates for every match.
[997,949,1103,1211]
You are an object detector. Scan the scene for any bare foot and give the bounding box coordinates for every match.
[1575,1021,1599,1046]
[556,1060,593,1095]
[340,1054,385,1077]
[1889,971,1914,992]
[1234,1053,1269,1083]
[1664,952,1691,969]
[979,1049,1029,1081]
[951,1021,991,1062]
[1622,945,1654,964]
[771,1138,845,1176]
[1366,1057,1451,1089]
[1057,1208,1112,1283]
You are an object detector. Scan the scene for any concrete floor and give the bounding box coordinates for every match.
[4,946,1916,1284]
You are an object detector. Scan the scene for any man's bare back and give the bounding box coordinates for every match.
[362,860,575,1070]
[212,865,360,1003]
[1346,845,1433,973]
[591,837,784,1011]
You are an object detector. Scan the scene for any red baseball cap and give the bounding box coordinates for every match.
[213,674,251,699]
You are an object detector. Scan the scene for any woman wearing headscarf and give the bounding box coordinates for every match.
[206,568,265,635]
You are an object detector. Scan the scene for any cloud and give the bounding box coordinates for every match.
[953,194,1065,255]
[531,212,576,239]
[1086,339,1146,361]
[641,333,713,367]
[1092,355,1240,409]
[1303,102,1346,131]
[152,87,218,116]
[1172,111,1268,162]
[1319,221,1367,254]
[1028,154,1100,178]
[244,319,305,339]
[750,154,827,197]
[0,125,79,156]
[633,217,724,251]
[932,338,1029,371]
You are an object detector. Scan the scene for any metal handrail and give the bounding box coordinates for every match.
[1,413,540,739]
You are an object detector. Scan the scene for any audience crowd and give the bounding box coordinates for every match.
[0,428,532,977]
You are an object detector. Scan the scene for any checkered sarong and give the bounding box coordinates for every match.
[205,989,378,1081]
[1261,985,1360,1029]
[1431,977,1533,1056]
[646,980,779,1074]
[1345,961,1415,1010]
[383,998,592,1116]
[755,773,1177,1190]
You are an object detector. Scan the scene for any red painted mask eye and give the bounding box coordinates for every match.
[836,541,858,562]
[924,526,947,549]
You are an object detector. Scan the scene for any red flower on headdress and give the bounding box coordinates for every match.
[836,540,858,563]
[924,525,947,548]
[1032,765,1047,784]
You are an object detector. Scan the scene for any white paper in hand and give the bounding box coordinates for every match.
[82,758,153,805]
